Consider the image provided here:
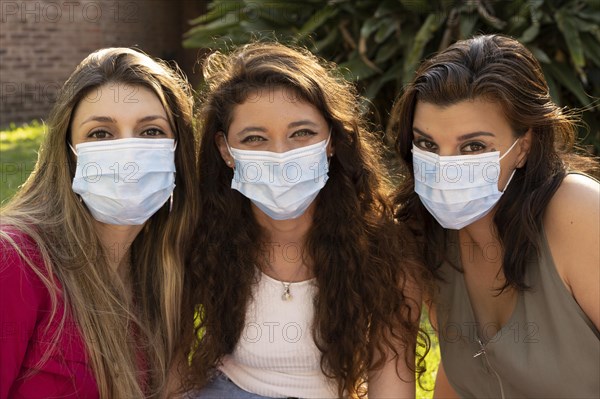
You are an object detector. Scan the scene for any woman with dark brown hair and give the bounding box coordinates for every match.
[179,42,426,398]
[390,34,599,398]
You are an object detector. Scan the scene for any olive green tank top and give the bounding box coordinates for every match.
[435,228,600,398]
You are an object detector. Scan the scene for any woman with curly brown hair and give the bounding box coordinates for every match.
[390,34,599,398]
[178,42,427,398]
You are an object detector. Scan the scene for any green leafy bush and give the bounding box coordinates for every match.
[184,0,600,153]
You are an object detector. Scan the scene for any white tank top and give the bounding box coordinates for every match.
[219,272,338,398]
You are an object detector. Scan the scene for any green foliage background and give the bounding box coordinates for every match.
[184,0,600,153]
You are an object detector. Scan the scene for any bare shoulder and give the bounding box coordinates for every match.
[545,173,599,233]
[544,173,599,329]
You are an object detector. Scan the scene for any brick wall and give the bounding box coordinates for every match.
[0,0,205,127]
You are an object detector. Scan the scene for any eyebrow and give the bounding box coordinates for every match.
[235,126,268,137]
[137,115,170,124]
[413,127,433,139]
[234,120,320,137]
[288,120,319,128]
[79,115,168,128]
[79,116,116,127]
[413,127,495,141]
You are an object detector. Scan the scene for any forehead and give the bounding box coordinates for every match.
[413,98,512,138]
[229,87,325,129]
[72,83,167,123]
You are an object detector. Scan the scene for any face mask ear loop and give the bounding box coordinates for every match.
[224,137,233,157]
[499,138,520,161]
[68,143,83,203]
[68,142,78,157]
[170,139,177,212]
[222,133,236,170]
[499,138,520,192]
[501,168,517,192]
[325,128,333,167]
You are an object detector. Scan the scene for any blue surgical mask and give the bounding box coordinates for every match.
[412,139,519,229]
[225,136,330,220]
[71,138,176,225]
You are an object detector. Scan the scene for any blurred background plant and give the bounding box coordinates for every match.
[184,0,600,154]
[0,121,45,203]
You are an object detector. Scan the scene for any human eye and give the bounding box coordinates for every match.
[461,141,487,153]
[414,138,437,152]
[87,129,112,140]
[291,129,318,138]
[140,128,167,137]
[240,135,266,143]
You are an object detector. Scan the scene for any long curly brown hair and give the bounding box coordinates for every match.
[182,42,427,397]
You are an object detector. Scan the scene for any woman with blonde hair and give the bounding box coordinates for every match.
[0,48,197,398]
[179,42,427,398]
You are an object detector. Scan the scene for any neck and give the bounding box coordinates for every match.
[253,203,314,281]
[93,221,144,281]
[459,208,503,262]
[253,203,314,245]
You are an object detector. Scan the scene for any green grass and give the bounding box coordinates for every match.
[0,121,46,204]
[0,120,441,397]
[418,314,440,398]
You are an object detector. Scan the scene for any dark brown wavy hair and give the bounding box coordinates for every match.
[390,34,597,291]
[182,42,427,397]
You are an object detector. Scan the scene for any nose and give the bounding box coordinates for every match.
[437,146,459,157]
[270,137,293,153]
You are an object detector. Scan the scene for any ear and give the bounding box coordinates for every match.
[215,131,235,169]
[326,129,335,157]
[516,129,532,168]
[327,141,335,157]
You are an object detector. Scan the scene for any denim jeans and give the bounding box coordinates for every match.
[188,371,291,399]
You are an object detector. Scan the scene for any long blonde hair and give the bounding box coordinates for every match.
[0,48,198,398]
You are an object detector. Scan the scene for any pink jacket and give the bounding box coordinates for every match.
[0,230,98,399]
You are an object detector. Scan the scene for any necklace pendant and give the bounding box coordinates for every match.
[281,283,292,301]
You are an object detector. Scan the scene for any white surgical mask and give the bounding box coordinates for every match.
[226,136,330,220]
[71,138,176,225]
[412,139,519,230]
